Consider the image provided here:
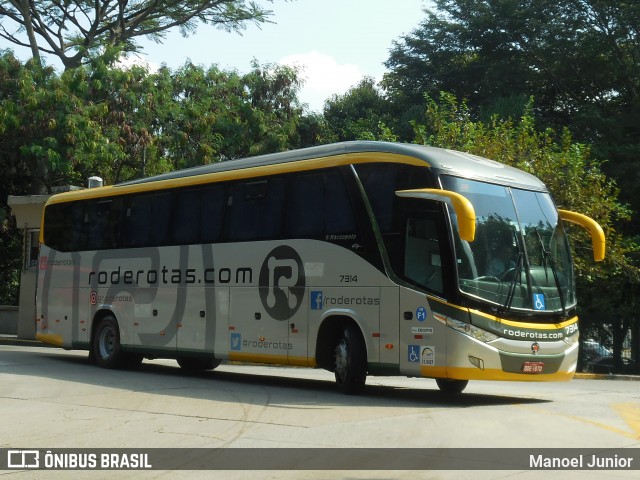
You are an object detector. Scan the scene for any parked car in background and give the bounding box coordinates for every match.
[582,339,611,364]
[589,356,637,375]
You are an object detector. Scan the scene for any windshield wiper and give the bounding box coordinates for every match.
[533,227,567,317]
[500,251,523,315]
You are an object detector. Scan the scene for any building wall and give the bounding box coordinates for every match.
[0,305,19,335]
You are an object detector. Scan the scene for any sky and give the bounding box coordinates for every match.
[0,0,432,112]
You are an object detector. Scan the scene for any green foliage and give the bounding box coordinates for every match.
[0,207,20,305]
[0,50,306,188]
[322,77,396,142]
[411,92,640,340]
[0,54,102,193]
[383,0,640,235]
[150,60,304,169]
[0,1,273,70]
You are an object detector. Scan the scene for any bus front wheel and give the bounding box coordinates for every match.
[334,324,367,394]
[92,315,126,369]
[436,378,468,394]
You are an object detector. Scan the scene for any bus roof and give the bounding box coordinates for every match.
[120,141,546,191]
[46,141,547,205]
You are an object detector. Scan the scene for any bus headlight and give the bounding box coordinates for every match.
[563,334,579,347]
[447,319,499,343]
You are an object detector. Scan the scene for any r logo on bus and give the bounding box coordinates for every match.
[259,246,305,321]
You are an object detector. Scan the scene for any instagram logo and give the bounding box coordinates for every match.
[259,246,305,321]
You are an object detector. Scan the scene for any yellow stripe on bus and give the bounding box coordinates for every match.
[44,152,427,206]
[470,309,578,330]
[428,295,578,331]
[36,333,64,347]
[420,365,575,382]
[228,352,316,367]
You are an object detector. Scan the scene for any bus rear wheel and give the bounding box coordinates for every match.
[436,378,468,394]
[177,357,221,371]
[334,324,367,394]
[92,315,140,369]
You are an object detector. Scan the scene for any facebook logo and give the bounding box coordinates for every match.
[310,291,323,310]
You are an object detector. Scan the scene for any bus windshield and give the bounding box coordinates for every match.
[441,176,576,313]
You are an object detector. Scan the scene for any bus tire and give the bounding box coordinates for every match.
[177,357,221,371]
[92,315,125,369]
[436,378,468,394]
[334,324,367,394]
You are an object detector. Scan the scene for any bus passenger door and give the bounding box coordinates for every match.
[398,213,449,378]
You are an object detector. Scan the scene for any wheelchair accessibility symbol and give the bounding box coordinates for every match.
[533,293,546,311]
[408,345,420,363]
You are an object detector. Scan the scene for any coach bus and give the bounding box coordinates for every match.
[36,141,605,394]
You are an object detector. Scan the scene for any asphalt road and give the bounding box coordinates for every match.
[1,343,638,480]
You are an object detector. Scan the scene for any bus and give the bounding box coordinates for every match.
[36,141,605,394]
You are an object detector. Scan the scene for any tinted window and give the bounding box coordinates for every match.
[122,192,172,248]
[286,170,357,240]
[43,202,72,251]
[172,188,201,244]
[226,177,285,241]
[200,185,226,243]
[404,216,444,294]
[172,185,225,245]
[355,164,433,232]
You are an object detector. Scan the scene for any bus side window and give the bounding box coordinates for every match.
[86,199,120,250]
[226,177,285,241]
[173,189,201,245]
[325,171,357,236]
[43,202,74,252]
[122,192,172,248]
[286,173,324,238]
[285,170,357,242]
[172,185,225,245]
[404,217,444,294]
[200,185,225,244]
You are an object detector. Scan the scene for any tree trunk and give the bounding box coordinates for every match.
[19,0,42,69]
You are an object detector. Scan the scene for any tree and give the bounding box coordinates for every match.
[0,0,274,70]
[383,1,640,227]
[321,77,394,142]
[153,60,305,167]
[0,52,116,194]
[385,1,640,120]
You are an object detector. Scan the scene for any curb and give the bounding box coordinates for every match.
[573,372,640,381]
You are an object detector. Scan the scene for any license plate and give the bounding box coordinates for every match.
[522,361,544,373]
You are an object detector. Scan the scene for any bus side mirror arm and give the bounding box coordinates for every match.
[558,209,606,262]
[396,188,476,242]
